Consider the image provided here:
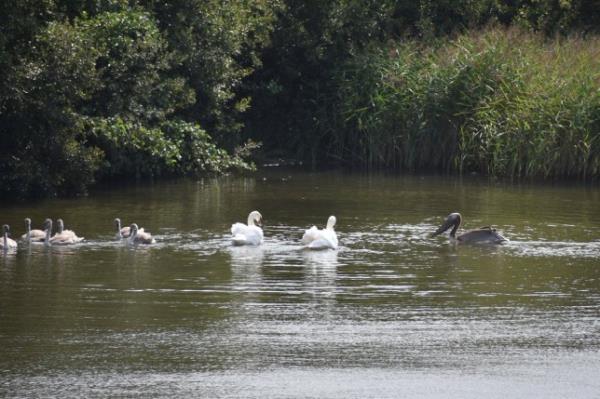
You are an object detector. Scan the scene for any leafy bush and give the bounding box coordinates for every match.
[0,6,260,199]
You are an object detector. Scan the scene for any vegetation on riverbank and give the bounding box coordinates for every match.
[0,2,271,198]
[323,29,600,178]
[1,1,599,199]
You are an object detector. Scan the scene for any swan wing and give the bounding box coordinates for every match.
[322,229,338,249]
[303,227,338,249]
[301,226,320,244]
[307,231,338,250]
[231,224,263,246]
[49,236,71,245]
[134,231,154,244]
[21,229,46,242]
[59,229,78,239]
[50,232,84,245]
[232,234,248,246]
[1,238,18,249]
[246,226,263,245]
[30,229,47,241]
[231,223,248,236]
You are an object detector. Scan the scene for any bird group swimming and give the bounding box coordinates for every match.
[2,211,508,253]
[1,217,153,252]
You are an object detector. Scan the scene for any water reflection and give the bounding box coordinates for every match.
[228,245,265,267]
[301,247,339,267]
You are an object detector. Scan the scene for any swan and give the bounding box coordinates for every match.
[231,211,263,246]
[50,218,84,245]
[42,219,53,247]
[431,212,508,244]
[114,218,132,239]
[128,223,155,244]
[302,215,339,250]
[21,218,46,242]
[1,225,18,252]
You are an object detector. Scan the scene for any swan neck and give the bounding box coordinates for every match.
[3,232,7,250]
[247,215,255,226]
[326,216,336,230]
[45,225,51,246]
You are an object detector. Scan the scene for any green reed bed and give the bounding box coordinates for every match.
[327,28,600,179]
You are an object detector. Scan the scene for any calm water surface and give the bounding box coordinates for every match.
[1,170,599,398]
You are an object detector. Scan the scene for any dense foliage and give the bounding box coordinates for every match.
[1,0,599,198]
[248,0,600,174]
[0,1,271,198]
[325,30,600,178]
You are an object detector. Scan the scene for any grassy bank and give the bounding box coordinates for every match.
[322,28,600,179]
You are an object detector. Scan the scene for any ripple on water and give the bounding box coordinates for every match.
[504,240,600,259]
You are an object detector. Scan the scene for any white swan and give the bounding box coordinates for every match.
[128,223,155,244]
[231,211,263,246]
[50,218,84,245]
[21,218,46,242]
[302,215,338,250]
[114,218,132,239]
[1,224,18,252]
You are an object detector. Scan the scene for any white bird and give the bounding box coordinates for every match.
[231,211,264,246]
[128,223,155,244]
[1,224,18,252]
[50,218,84,245]
[114,218,133,239]
[21,218,46,242]
[302,215,339,250]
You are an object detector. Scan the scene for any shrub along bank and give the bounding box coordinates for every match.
[320,29,600,179]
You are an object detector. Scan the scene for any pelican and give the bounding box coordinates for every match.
[1,225,18,252]
[231,211,263,246]
[50,218,84,245]
[431,212,508,244]
[129,223,155,244]
[302,215,339,250]
[114,218,132,239]
[21,218,46,242]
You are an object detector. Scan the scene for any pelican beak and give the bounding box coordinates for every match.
[430,227,445,237]
[431,213,460,237]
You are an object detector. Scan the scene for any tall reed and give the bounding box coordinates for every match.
[324,28,600,179]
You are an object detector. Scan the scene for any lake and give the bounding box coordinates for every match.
[1,169,599,398]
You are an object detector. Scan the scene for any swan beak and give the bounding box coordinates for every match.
[257,217,263,227]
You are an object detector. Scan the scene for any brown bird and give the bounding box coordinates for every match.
[431,212,508,244]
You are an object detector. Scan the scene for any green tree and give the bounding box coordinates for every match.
[138,0,279,147]
[0,7,255,198]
